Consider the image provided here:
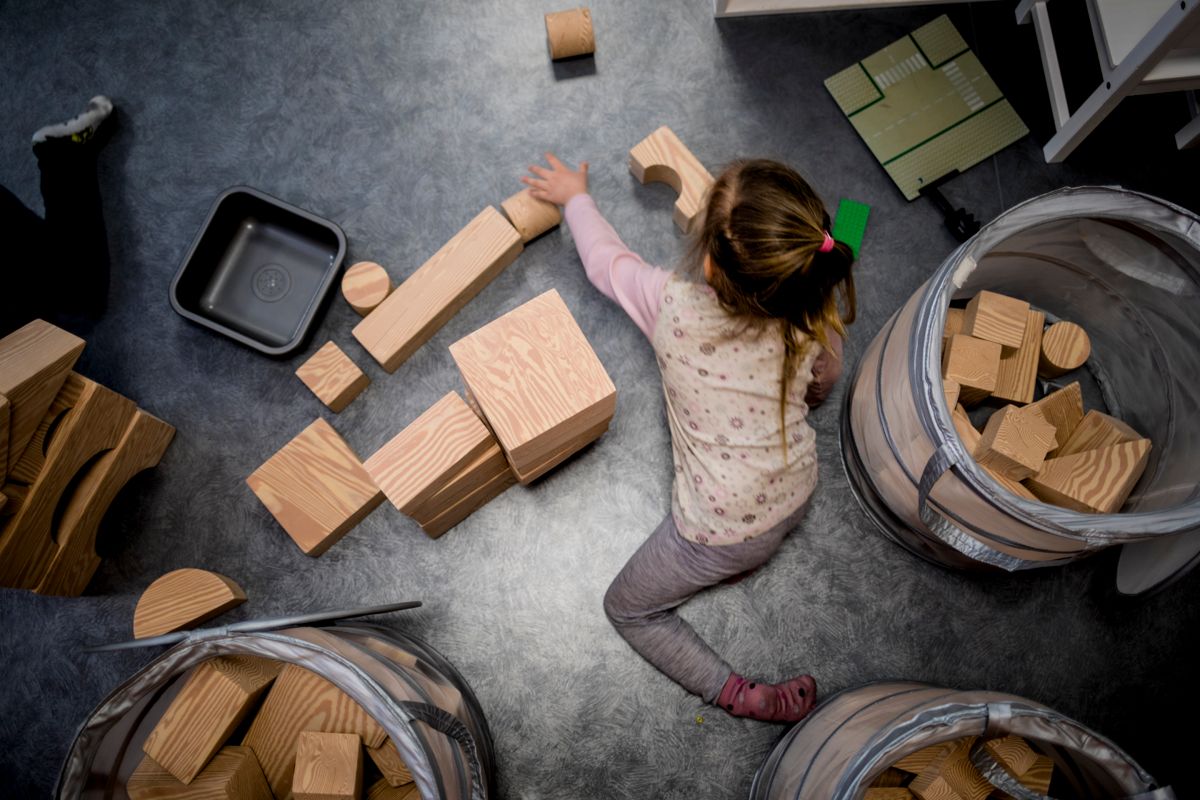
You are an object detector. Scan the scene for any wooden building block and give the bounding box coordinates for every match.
[365,392,494,514]
[368,778,420,800]
[143,657,283,784]
[242,664,385,799]
[292,731,362,800]
[0,319,85,477]
[406,440,510,522]
[416,455,518,538]
[1,483,27,516]
[983,464,1038,500]
[908,737,991,800]
[893,742,954,774]
[942,380,959,410]
[962,291,1029,350]
[367,739,414,788]
[544,7,594,60]
[295,341,369,413]
[127,746,272,800]
[950,404,981,456]
[0,393,8,482]
[628,126,714,234]
[993,309,1045,404]
[450,289,616,475]
[865,790,914,800]
[1038,321,1090,378]
[975,405,1057,481]
[1024,382,1083,454]
[510,416,610,485]
[341,261,393,316]
[246,418,384,556]
[940,335,1000,405]
[871,767,909,787]
[133,569,246,639]
[943,307,965,341]
[1017,754,1053,794]
[352,207,523,373]
[981,735,1037,781]
[1026,438,1151,514]
[5,371,86,485]
[501,188,562,243]
[35,410,175,596]
[1055,409,1141,458]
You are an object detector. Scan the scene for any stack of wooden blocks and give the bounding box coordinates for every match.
[0,320,175,595]
[865,734,1053,799]
[942,291,1151,514]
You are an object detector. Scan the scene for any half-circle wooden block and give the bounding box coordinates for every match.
[628,126,714,234]
[133,568,246,639]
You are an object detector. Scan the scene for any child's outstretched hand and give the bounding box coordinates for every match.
[522,153,588,206]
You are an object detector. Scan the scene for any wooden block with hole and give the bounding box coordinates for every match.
[962,291,1029,350]
[367,738,414,788]
[982,735,1038,781]
[247,418,384,556]
[133,569,246,638]
[629,126,714,233]
[1026,438,1151,513]
[545,7,594,59]
[907,737,991,800]
[352,206,523,373]
[342,261,393,316]
[1056,409,1142,458]
[292,731,362,800]
[242,664,385,798]
[127,746,272,800]
[1024,382,1084,454]
[143,657,282,784]
[296,341,369,413]
[941,335,1000,405]
[1038,320,1090,378]
[975,405,1058,481]
[368,778,420,800]
[993,309,1044,404]
[501,188,562,243]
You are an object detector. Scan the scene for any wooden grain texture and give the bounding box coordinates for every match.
[35,409,175,596]
[5,370,86,484]
[143,657,282,784]
[501,188,562,243]
[628,126,714,233]
[341,261,393,316]
[941,335,1000,405]
[1038,321,1090,378]
[544,7,594,59]
[0,393,9,482]
[942,380,959,411]
[1024,382,1084,453]
[511,416,610,485]
[246,418,384,556]
[907,737,991,800]
[133,569,247,638]
[993,309,1045,404]
[127,746,272,800]
[352,206,523,373]
[242,664,385,799]
[407,439,510,522]
[864,790,914,800]
[870,767,909,787]
[367,778,420,800]
[366,739,414,788]
[0,483,26,516]
[951,404,981,456]
[365,392,494,514]
[975,405,1057,481]
[892,742,954,774]
[1055,409,1141,458]
[982,735,1037,780]
[0,319,85,476]
[1027,438,1151,513]
[292,731,362,800]
[0,374,136,589]
[942,307,965,349]
[417,455,518,538]
[450,289,616,473]
[296,341,370,413]
[1016,754,1053,794]
[962,291,1029,350]
[983,464,1038,500]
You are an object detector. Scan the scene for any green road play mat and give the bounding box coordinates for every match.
[824,15,1028,200]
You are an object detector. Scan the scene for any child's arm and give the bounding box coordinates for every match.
[805,331,844,408]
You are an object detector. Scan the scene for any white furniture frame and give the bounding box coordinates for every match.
[713,0,999,17]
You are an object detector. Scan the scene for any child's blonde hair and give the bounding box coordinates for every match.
[692,159,857,458]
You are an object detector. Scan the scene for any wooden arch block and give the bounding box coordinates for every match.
[341,261,393,316]
[629,126,714,233]
[295,341,369,413]
[133,568,246,638]
[1038,320,1090,378]
[544,7,594,60]
[501,188,562,243]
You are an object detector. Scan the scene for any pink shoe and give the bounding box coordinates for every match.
[717,673,816,723]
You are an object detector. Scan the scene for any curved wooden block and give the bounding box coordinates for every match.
[544,7,594,60]
[628,126,714,233]
[133,568,246,639]
[1038,320,1090,378]
[341,261,393,316]
[500,189,561,243]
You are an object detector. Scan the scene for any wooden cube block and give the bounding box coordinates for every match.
[545,7,595,60]
[364,392,494,514]
[368,778,420,800]
[295,342,369,413]
[941,335,1000,405]
[352,206,523,373]
[143,657,282,783]
[246,418,384,556]
[982,735,1037,781]
[501,188,562,243]
[975,405,1058,481]
[942,380,960,411]
[1055,409,1141,458]
[341,261,393,316]
[962,291,1029,350]
[628,126,714,234]
[993,309,1045,404]
[127,746,272,800]
[1038,320,1090,378]
[1026,438,1151,513]
[366,738,414,788]
[292,731,362,800]
[133,569,246,639]
[950,404,981,455]
[1024,382,1084,454]
[908,737,991,800]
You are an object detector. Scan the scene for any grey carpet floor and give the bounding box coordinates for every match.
[2,1,1199,798]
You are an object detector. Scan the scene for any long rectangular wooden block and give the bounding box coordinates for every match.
[1026,438,1151,513]
[993,309,1044,404]
[246,418,384,556]
[407,440,511,522]
[941,335,1000,405]
[292,731,362,800]
[143,657,282,784]
[962,290,1029,350]
[1055,409,1141,457]
[908,736,991,800]
[1024,382,1083,454]
[295,341,369,413]
[127,746,272,800]
[352,206,523,373]
[364,392,494,514]
[975,405,1057,481]
[366,739,414,788]
[417,456,518,538]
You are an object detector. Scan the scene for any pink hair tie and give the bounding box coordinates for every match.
[819,231,835,253]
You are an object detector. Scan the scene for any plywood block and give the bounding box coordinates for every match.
[143,657,283,784]
[368,778,420,800]
[292,731,362,800]
[950,404,981,456]
[407,440,510,522]
[1017,754,1053,794]
[1056,409,1141,458]
[0,319,85,476]
[865,790,914,800]
[296,342,369,413]
[364,392,494,514]
[545,7,595,59]
[942,380,959,411]
[893,742,954,774]
[5,371,87,485]
[352,207,523,373]
[628,126,714,234]
[242,664,385,799]
[450,289,616,473]
[908,737,991,800]
[993,309,1044,404]
[501,188,562,242]
[133,569,246,639]
[367,739,414,788]
[0,393,9,482]
[416,455,518,538]
[36,410,175,596]
[982,735,1037,781]
[1027,438,1151,514]
[246,418,384,556]
[341,261,393,316]
[1024,382,1084,454]
[127,746,272,800]
[871,767,909,787]
[962,291,1029,350]
[1038,321,1090,378]
[511,415,610,485]
[941,335,1000,405]
[975,405,1057,481]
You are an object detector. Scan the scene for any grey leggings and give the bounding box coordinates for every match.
[603,508,805,703]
